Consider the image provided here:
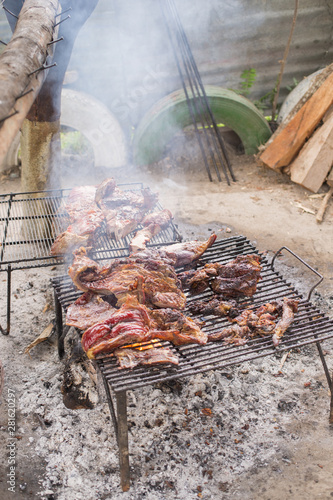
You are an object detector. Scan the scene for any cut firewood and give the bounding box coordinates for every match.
[24,323,54,354]
[316,186,333,223]
[327,167,333,187]
[289,108,333,192]
[259,70,333,171]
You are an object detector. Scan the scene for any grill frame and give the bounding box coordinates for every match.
[52,236,333,388]
[0,185,182,334]
[51,234,333,492]
[0,185,182,270]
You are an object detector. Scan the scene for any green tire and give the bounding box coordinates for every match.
[132,85,272,166]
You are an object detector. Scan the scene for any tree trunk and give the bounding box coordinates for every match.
[0,0,59,166]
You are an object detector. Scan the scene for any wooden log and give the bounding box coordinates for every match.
[0,0,59,166]
[316,186,333,223]
[327,167,333,187]
[259,71,333,171]
[289,108,333,192]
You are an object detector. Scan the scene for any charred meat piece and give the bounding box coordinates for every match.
[208,324,250,344]
[69,248,186,309]
[82,297,155,358]
[129,209,173,253]
[272,297,299,346]
[115,347,179,369]
[208,298,299,347]
[97,186,159,240]
[50,229,90,256]
[150,308,207,346]
[188,297,239,318]
[50,185,104,256]
[66,292,116,331]
[133,234,217,267]
[94,178,117,205]
[82,297,207,359]
[179,266,218,294]
[209,254,262,297]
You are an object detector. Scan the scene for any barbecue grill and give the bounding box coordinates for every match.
[0,185,181,334]
[52,235,333,491]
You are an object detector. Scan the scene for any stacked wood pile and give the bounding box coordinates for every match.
[259,63,333,223]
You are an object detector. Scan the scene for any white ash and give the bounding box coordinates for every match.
[0,261,333,500]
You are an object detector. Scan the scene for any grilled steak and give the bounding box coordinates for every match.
[129,209,173,253]
[132,234,217,267]
[115,347,179,369]
[69,248,186,309]
[208,297,299,346]
[50,185,104,256]
[188,296,239,317]
[66,292,116,331]
[82,296,207,358]
[210,254,262,297]
[96,183,159,240]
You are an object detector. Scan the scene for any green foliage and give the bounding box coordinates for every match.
[231,68,257,97]
[61,130,91,155]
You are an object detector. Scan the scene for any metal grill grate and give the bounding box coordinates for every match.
[0,184,181,270]
[51,235,333,393]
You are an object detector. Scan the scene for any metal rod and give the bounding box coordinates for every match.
[47,36,64,46]
[168,0,235,181]
[0,110,18,123]
[16,88,34,100]
[171,13,225,183]
[54,290,64,358]
[116,391,130,492]
[3,6,18,19]
[315,341,332,390]
[54,14,71,28]
[7,264,12,333]
[101,373,118,440]
[160,1,213,182]
[28,62,57,77]
[55,7,72,17]
[164,0,234,182]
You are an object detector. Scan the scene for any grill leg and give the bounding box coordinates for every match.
[330,382,333,425]
[316,342,332,390]
[116,391,130,492]
[54,289,64,358]
[316,342,333,424]
[0,265,11,335]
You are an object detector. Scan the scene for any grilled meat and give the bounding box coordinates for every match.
[188,297,239,317]
[150,308,207,346]
[210,254,262,297]
[133,234,217,267]
[97,185,159,240]
[129,209,173,253]
[82,296,207,358]
[94,177,117,205]
[208,298,299,346]
[115,347,179,369]
[66,292,116,331]
[182,254,261,298]
[50,185,104,256]
[69,247,186,309]
[272,297,299,346]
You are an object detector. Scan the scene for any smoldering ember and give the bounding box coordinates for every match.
[0,2,333,500]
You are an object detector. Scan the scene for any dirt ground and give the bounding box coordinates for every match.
[0,134,333,500]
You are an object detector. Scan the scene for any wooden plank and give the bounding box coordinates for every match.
[327,167,333,187]
[259,71,333,171]
[289,108,333,192]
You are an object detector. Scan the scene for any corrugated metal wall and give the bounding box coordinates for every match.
[0,0,332,133]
